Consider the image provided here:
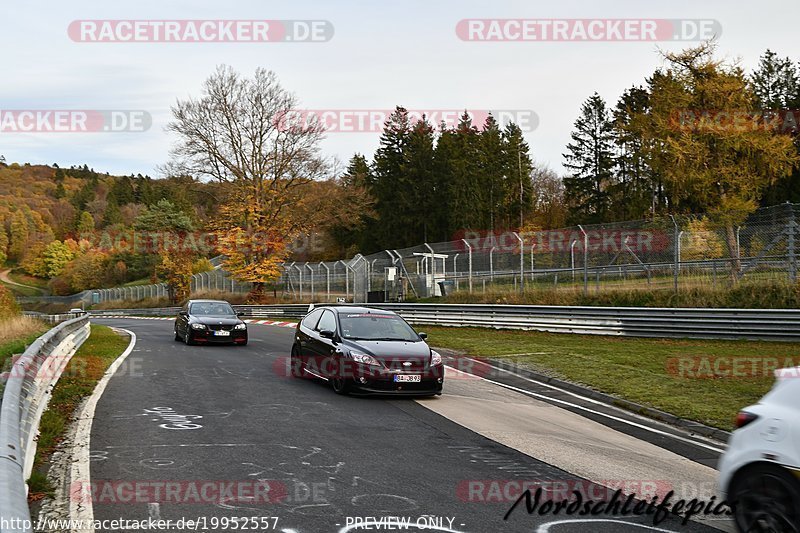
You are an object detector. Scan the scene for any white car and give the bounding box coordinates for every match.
[718,366,800,532]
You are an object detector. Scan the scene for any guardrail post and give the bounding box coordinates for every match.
[513,232,524,292]
[461,239,473,293]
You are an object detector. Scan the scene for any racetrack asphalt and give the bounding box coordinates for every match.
[87,318,727,533]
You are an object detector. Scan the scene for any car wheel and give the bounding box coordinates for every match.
[174,329,181,342]
[331,377,350,395]
[730,463,800,532]
[290,346,304,378]
[184,330,194,346]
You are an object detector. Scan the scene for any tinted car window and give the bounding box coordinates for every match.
[316,310,337,332]
[339,313,419,341]
[301,308,324,329]
[190,302,235,316]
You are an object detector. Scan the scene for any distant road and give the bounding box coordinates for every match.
[0,268,45,295]
[86,317,725,533]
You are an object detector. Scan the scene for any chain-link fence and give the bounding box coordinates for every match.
[278,203,800,303]
[20,203,800,306]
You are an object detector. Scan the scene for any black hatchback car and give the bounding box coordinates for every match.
[291,306,444,396]
[174,299,248,345]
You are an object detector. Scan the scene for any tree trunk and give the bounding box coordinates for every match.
[724,224,740,282]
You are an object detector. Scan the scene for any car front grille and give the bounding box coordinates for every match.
[207,324,234,331]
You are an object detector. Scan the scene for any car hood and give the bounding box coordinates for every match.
[340,339,430,360]
[191,316,243,326]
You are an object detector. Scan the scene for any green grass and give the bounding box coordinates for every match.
[0,279,43,297]
[425,326,796,430]
[122,277,155,287]
[422,279,800,309]
[0,325,50,380]
[29,324,130,499]
[7,270,49,290]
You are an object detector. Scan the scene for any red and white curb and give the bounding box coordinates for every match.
[93,316,297,328]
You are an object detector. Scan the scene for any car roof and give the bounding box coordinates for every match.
[323,306,397,315]
[188,299,231,304]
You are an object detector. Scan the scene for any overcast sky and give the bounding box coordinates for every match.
[1,0,797,178]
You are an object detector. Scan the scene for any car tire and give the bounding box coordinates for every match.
[329,358,350,394]
[184,330,194,346]
[290,346,304,378]
[331,377,350,395]
[729,463,800,532]
[174,329,181,342]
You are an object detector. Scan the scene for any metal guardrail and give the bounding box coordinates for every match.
[89,303,800,341]
[0,315,91,533]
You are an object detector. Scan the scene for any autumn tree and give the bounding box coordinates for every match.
[750,49,800,205]
[629,42,799,274]
[165,66,326,300]
[0,226,8,266]
[134,199,195,303]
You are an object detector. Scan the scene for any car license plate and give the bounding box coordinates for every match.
[394,374,421,383]
[214,330,230,336]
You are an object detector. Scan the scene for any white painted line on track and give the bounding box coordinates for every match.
[444,365,726,455]
[70,327,137,533]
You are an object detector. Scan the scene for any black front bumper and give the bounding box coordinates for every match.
[188,329,248,343]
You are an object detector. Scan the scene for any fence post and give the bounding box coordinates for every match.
[320,262,330,301]
[570,240,577,282]
[294,264,304,300]
[424,243,435,296]
[489,246,495,282]
[461,239,473,293]
[670,215,679,293]
[513,232,524,292]
[305,263,314,301]
[578,225,588,296]
[789,203,797,283]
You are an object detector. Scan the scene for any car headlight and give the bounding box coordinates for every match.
[234,323,247,330]
[350,351,381,366]
[431,350,442,366]
[190,323,207,330]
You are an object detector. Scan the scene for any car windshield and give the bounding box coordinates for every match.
[339,313,420,341]
[190,303,236,316]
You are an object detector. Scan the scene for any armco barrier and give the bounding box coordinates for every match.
[90,303,800,341]
[0,315,91,533]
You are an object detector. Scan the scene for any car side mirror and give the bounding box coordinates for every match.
[418,332,428,340]
[319,329,336,339]
[179,311,188,317]
[237,312,245,317]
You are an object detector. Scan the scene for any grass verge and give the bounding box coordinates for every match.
[0,316,49,375]
[425,325,797,430]
[28,324,130,501]
[419,279,800,309]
